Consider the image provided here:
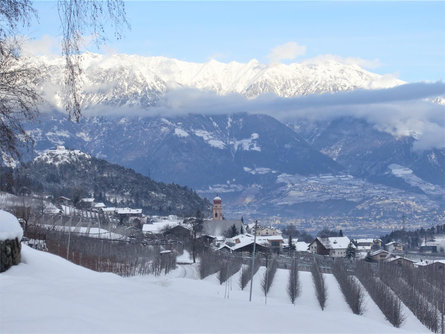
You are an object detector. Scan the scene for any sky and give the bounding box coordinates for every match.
[26,1,445,83]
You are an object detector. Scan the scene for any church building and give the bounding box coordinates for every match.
[212,195,223,220]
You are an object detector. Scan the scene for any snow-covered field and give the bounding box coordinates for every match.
[0,246,430,333]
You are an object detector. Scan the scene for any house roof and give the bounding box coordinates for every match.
[386,256,414,263]
[369,249,389,256]
[315,236,351,250]
[355,238,375,244]
[115,208,142,215]
[415,259,445,266]
[295,241,309,252]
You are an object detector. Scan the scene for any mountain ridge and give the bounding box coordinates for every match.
[34,52,404,111]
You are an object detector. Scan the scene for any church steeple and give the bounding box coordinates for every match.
[212,195,223,220]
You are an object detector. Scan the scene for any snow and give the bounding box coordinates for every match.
[33,52,405,112]
[234,133,261,152]
[0,246,429,333]
[0,210,22,241]
[174,128,189,138]
[295,241,309,251]
[193,129,226,149]
[34,146,91,166]
[115,208,142,215]
[316,236,351,250]
[388,164,445,196]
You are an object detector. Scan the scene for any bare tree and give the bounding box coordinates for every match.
[0,40,40,159]
[355,261,404,328]
[240,254,260,290]
[218,255,242,285]
[199,250,221,279]
[287,257,300,304]
[0,0,128,158]
[57,0,128,120]
[332,259,364,315]
[311,258,327,310]
[261,255,278,296]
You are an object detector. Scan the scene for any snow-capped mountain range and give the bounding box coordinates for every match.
[36,53,404,110]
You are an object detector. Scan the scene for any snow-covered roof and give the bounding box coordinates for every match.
[369,249,389,257]
[316,236,350,250]
[415,259,445,266]
[386,256,414,263]
[295,241,309,252]
[142,221,180,234]
[115,208,142,215]
[102,207,116,213]
[0,210,23,241]
[355,238,374,244]
[257,235,284,242]
[94,202,106,208]
[80,198,95,203]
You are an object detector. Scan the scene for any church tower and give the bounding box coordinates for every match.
[212,195,223,220]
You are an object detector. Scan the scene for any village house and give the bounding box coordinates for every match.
[386,256,415,268]
[308,236,352,257]
[256,226,281,236]
[415,259,445,272]
[385,241,403,253]
[367,249,395,262]
[77,197,95,209]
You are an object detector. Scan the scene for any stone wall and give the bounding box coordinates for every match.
[0,238,21,273]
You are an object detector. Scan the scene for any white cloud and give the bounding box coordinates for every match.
[21,35,60,57]
[268,42,307,64]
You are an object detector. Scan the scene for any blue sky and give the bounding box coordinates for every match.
[27,1,445,82]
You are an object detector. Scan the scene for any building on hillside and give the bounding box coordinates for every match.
[385,241,403,253]
[212,195,223,220]
[57,196,72,206]
[367,249,395,262]
[78,197,95,209]
[224,233,284,254]
[308,236,352,257]
[115,208,142,224]
[202,219,244,236]
[163,225,191,239]
[386,256,415,269]
[256,226,281,236]
[415,259,445,271]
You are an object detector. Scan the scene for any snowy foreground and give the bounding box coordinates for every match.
[0,246,430,333]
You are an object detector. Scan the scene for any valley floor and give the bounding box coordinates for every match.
[0,246,430,333]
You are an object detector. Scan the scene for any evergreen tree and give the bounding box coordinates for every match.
[346,242,356,259]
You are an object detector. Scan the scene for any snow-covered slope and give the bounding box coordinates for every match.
[34,53,404,110]
[34,145,91,166]
[0,246,429,333]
